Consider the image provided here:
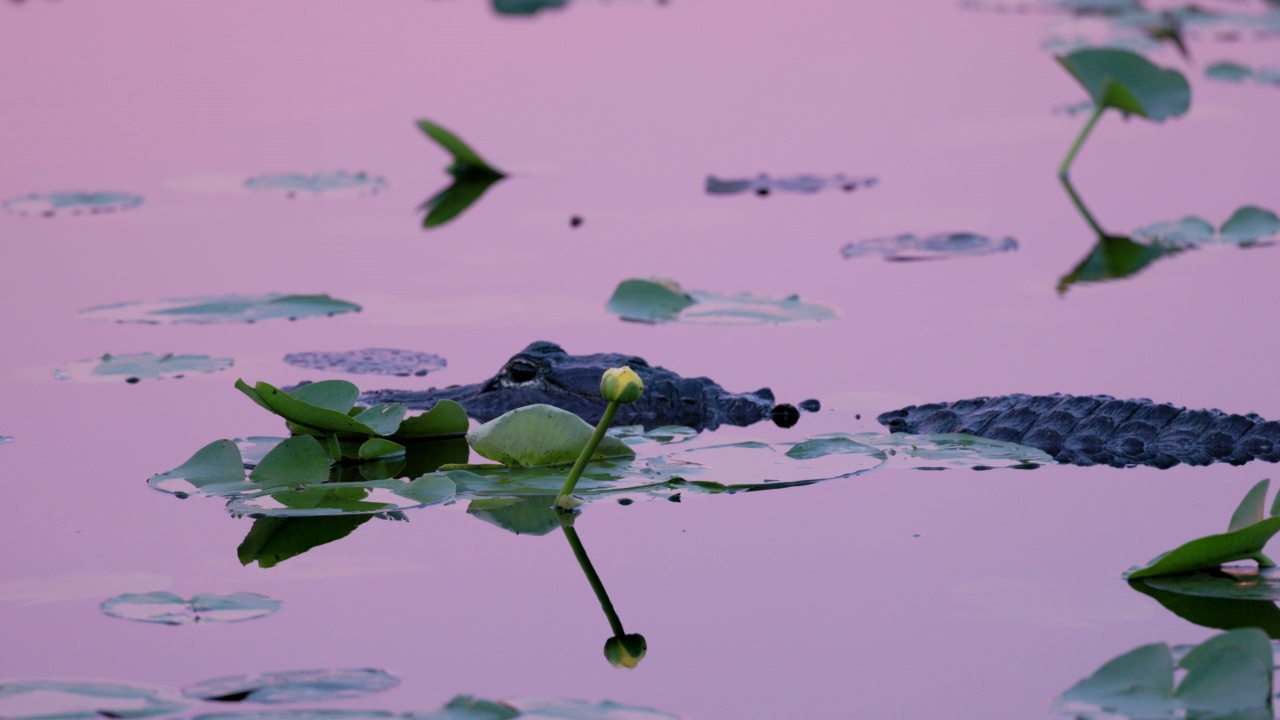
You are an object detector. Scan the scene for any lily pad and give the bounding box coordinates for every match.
[605,278,837,325]
[237,380,390,437]
[1129,577,1280,638]
[99,591,282,625]
[466,405,635,467]
[1126,479,1280,580]
[244,172,386,198]
[1207,62,1280,87]
[1052,629,1273,719]
[1133,207,1280,247]
[182,669,399,704]
[53,352,234,383]
[1056,48,1190,121]
[227,475,456,518]
[3,191,143,217]
[393,401,470,440]
[147,439,251,497]
[1139,567,1280,601]
[501,699,683,719]
[492,0,569,15]
[80,294,360,325]
[417,120,506,229]
[249,436,332,489]
[283,349,447,377]
[841,232,1019,262]
[0,680,186,719]
[706,173,877,196]
[194,713,398,720]
[608,425,698,446]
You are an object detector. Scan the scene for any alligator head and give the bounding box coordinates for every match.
[360,341,793,431]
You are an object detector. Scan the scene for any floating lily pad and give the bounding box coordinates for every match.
[706,173,877,196]
[53,352,234,383]
[1206,62,1280,87]
[501,699,682,719]
[1127,479,1280,580]
[148,439,253,497]
[467,405,635,467]
[1051,629,1273,719]
[100,591,282,625]
[244,172,386,198]
[0,680,186,719]
[492,0,569,15]
[840,232,1019,262]
[608,425,698,446]
[605,278,837,325]
[3,191,143,217]
[1128,577,1280,638]
[1139,567,1280,601]
[182,669,399,704]
[417,120,505,229]
[282,349,447,377]
[194,713,399,720]
[1056,48,1190,121]
[80,294,361,325]
[1132,207,1280,247]
[227,475,456,518]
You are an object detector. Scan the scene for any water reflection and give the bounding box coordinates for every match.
[1129,568,1280,639]
[557,512,648,669]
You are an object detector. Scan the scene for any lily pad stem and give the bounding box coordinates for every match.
[559,514,626,637]
[1060,175,1108,238]
[1059,104,1105,180]
[555,401,621,507]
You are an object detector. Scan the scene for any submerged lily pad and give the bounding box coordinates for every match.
[283,349,446,377]
[244,172,386,198]
[182,669,399,704]
[840,232,1018,262]
[53,352,233,383]
[706,173,877,196]
[1051,629,1273,719]
[100,591,282,625]
[3,191,143,217]
[80,294,361,325]
[0,680,186,719]
[605,278,837,325]
[1056,48,1190,121]
[467,405,635,467]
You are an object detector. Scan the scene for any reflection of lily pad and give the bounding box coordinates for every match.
[80,294,361,325]
[606,278,837,325]
[244,172,386,198]
[3,191,143,217]
[53,352,234,383]
[0,680,186,719]
[283,349,446,377]
[706,173,877,196]
[841,232,1018,262]
[417,120,506,229]
[467,496,561,536]
[182,669,399,704]
[100,591,282,625]
[1128,577,1280,638]
[238,515,374,568]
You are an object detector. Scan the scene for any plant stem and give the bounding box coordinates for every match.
[327,434,342,461]
[1059,104,1105,180]
[555,401,621,505]
[1059,175,1108,239]
[559,514,626,637]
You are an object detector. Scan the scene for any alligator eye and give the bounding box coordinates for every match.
[507,359,539,383]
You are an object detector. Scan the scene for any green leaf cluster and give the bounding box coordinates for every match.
[1126,479,1280,580]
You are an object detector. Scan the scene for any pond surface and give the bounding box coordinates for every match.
[3,1,1280,718]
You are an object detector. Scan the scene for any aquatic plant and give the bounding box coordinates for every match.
[1126,479,1280,580]
[555,367,644,509]
[53,352,233,383]
[244,171,386,198]
[3,191,143,217]
[840,232,1019,262]
[558,513,647,669]
[99,591,281,625]
[706,172,877,196]
[283,348,446,377]
[417,120,506,229]
[1206,61,1280,87]
[606,278,838,324]
[1129,569,1280,638]
[1056,48,1190,180]
[80,293,360,325]
[1052,628,1273,719]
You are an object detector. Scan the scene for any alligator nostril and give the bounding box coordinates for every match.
[507,360,538,383]
[771,404,800,428]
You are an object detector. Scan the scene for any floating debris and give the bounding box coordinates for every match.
[100,591,282,625]
[1206,61,1280,86]
[606,278,838,325]
[53,352,234,383]
[3,191,143,217]
[182,669,399,704]
[706,173,878,196]
[80,293,361,325]
[244,172,386,198]
[283,349,446,377]
[841,232,1019,262]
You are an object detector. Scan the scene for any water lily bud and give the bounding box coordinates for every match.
[603,633,647,669]
[600,367,644,404]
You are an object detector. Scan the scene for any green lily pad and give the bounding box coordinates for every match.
[244,172,386,198]
[1140,567,1280,601]
[391,400,469,440]
[608,425,698,446]
[147,440,249,497]
[0,680,186,719]
[492,0,569,15]
[182,669,399,704]
[417,121,503,175]
[1219,206,1280,245]
[248,436,331,489]
[416,120,505,229]
[1058,235,1181,293]
[840,232,1018,262]
[1206,61,1280,88]
[785,436,881,460]
[239,515,375,568]
[604,278,837,326]
[53,352,234,383]
[1129,576,1280,638]
[705,172,877,196]
[99,591,282,625]
[1056,48,1190,121]
[466,404,635,467]
[4,191,143,217]
[1051,629,1273,719]
[287,381,360,413]
[443,462,673,499]
[80,294,360,325]
[1126,479,1280,580]
[605,279,696,323]
[194,713,398,720]
[502,699,683,719]
[237,380,387,436]
[227,476,455,518]
[359,438,406,461]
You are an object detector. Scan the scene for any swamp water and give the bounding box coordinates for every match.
[3,0,1280,717]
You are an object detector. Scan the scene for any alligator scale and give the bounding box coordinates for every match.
[361,341,803,431]
[879,394,1280,468]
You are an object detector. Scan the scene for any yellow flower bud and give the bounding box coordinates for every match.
[600,366,644,404]
[603,633,647,669]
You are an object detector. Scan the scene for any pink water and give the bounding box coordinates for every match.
[3,0,1280,718]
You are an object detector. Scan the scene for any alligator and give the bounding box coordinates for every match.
[360,341,808,431]
[878,394,1280,468]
